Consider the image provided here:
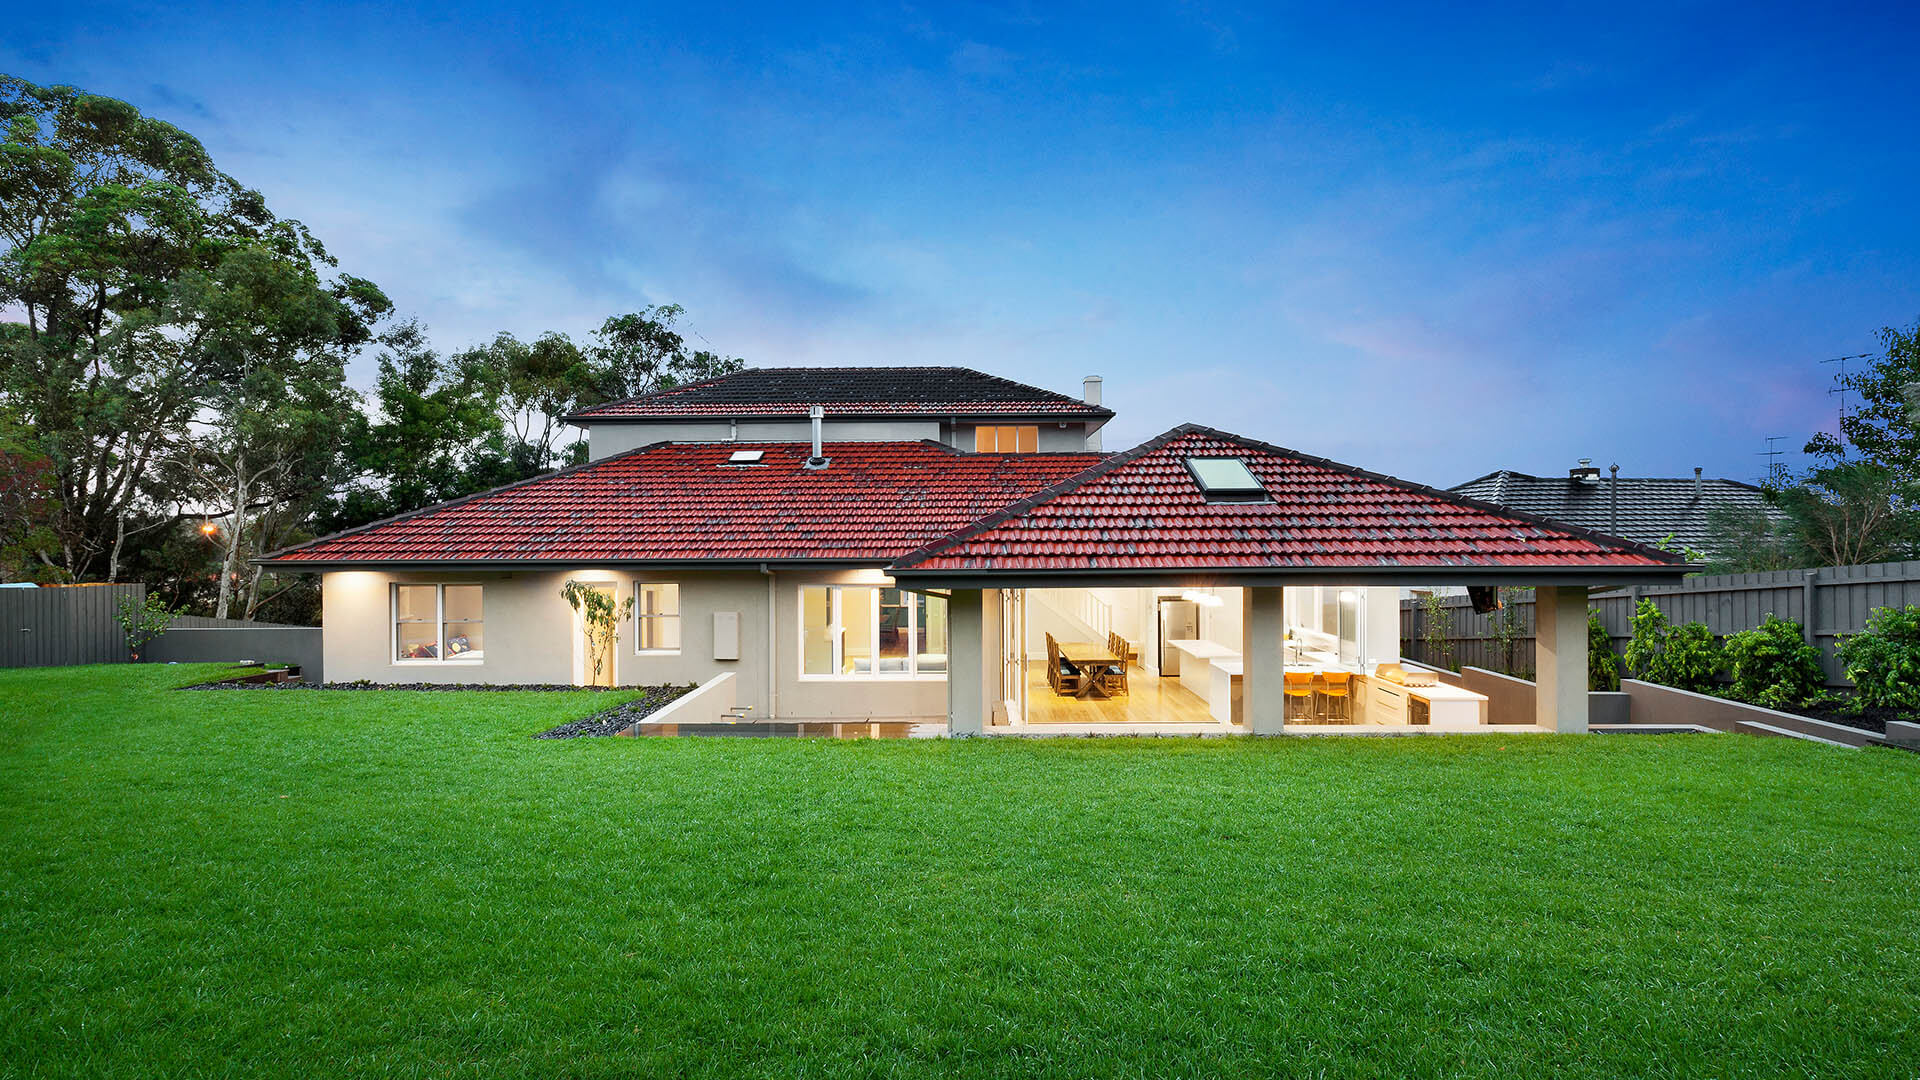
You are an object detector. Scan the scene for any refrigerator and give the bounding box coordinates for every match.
[1157,598,1199,675]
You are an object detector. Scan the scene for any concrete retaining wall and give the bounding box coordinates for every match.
[147,623,324,683]
[1619,680,1884,748]
[627,672,736,731]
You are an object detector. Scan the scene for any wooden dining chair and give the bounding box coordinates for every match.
[1284,671,1317,720]
[1048,637,1082,697]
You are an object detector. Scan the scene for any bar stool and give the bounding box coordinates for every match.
[1284,672,1317,720]
[1315,672,1354,723]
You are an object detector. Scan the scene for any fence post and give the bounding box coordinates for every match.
[1801,570,1818,647]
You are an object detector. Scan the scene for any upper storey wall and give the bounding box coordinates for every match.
[583,418,1100,460]
[587,419,943,459]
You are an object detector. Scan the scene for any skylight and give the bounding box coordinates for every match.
[1184,456,1266,501]
[727,449,766,464]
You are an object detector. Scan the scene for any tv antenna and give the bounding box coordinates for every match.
[1756,435,1789,487]
[1822,352,1872,446]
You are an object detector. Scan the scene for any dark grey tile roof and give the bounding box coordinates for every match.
[1449,470,1786,556]
[569,366,1113,420]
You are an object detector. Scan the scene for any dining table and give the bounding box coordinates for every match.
[1055,640,1120,698]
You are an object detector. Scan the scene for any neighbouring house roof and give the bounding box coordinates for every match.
[1449,469,1785,556]
[564,366,1114,421]
[259,442,1107,566]
[887,426,1689,581]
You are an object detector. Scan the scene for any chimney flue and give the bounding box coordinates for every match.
[1083,376,1105,451]
[1694,466,1703,498]
[806,405,829,469]
[1609,463,1620,534]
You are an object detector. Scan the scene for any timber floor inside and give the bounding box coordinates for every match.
[1016,664,1218,725]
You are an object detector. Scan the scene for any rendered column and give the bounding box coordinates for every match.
[1534,585,1590,733]
[947,589,988,735]
[1243,586,1286,734]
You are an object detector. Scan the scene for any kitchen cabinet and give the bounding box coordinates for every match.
[1362,675,1487,726]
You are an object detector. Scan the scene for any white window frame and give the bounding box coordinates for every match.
[632,582,682,655]
[391,583,485,665]
[799,584,947,680]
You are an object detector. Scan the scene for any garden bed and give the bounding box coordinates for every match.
[1762,698,1912,736]
[534,686,692,738]
[181,677,665,693]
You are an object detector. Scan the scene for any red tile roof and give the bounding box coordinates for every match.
[889,426,1689,574]
[566,366,1112,420]
[261,442,1107,566]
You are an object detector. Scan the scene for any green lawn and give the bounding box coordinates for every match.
[3,664,1918,1078]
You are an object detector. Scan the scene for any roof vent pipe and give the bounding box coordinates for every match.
[1609,463,1620,534]
[805,405,829,470]
[1694,466,1703,498]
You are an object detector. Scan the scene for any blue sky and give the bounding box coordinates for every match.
[13,1,1919,485]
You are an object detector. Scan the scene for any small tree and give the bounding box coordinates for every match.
[561,581,633,687]
[1490,586,1528,676]
[1723,614,1826,708]
[1588,608,1620,692]
[1419,592,1455,671]
[114,593,182,662]
[1835,604,1920,710]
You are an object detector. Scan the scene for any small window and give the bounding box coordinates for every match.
[635,583,680,652]
[1185,456,1267,500]
[727,449,765,464]
[393,584,485,662]
[974,425,1038,453]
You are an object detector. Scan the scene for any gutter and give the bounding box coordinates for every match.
[884,565,1700,589]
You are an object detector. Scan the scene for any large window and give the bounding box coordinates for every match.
[974,425,1038,453]
[801,585,948,677]
[393,584,484,662]
[634,583,680,652]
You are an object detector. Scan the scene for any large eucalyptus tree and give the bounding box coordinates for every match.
[0,75,386,583]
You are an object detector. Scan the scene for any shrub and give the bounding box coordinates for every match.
[1622,598,1722,693]
[1588,608,1620,692]
[1660,623,1724,693]
[1836,604,1920,710]
[1722,614,1825,708]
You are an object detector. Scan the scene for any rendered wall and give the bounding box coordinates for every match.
[954,422,1098,452]
[587,419,946,459]
[321,566,946,721]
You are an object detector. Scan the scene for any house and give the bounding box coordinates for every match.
[259,367,1690,734]
[1451,462,1785,558]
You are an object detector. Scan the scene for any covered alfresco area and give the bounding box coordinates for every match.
[987,583,1530,734]
[935,582,1612,735]
[889,425,1694,736]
